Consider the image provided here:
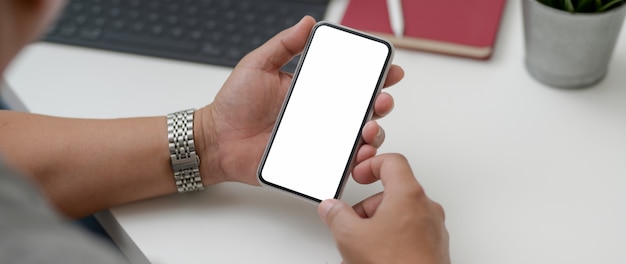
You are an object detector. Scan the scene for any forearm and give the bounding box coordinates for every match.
[0,110,195,218]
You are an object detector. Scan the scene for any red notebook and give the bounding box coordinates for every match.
[340,0,507,59]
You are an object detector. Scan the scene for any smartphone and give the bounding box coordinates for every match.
[257,22,394,203]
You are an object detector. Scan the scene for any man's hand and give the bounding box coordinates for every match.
[196,16,404,186]
[318,154,450,264]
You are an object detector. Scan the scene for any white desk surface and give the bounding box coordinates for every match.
[5,1,626,263]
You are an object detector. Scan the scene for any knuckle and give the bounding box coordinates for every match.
[406,184,427,200]
[431,201,446,221]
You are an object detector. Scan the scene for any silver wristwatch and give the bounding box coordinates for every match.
[167,109,204,193]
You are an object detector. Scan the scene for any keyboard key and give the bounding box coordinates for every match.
[79,27,102,40]
[201,43,222,57]
[106,32,197,52]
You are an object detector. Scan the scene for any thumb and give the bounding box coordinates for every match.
[241,16,316,71]
[318,199,359,230]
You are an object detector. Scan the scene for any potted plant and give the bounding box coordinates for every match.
[522,0,626,88]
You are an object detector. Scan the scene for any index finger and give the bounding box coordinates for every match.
[353,153,421,195]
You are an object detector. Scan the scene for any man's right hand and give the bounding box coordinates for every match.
[318,154,450,264]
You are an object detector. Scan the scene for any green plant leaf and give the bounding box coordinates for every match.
[564,0,576,11]
[598,0,625,11]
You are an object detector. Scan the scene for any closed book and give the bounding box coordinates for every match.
[340,0,507,59]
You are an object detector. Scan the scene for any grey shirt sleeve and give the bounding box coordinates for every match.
[0,160,129,264]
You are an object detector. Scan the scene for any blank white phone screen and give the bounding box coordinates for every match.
[259,24,392,201]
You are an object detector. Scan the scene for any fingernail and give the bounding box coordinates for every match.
[297,15,310,25]
[318,199,336,222]
[375,124,385,142]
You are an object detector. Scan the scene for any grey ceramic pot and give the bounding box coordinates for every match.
[522,0,626,89]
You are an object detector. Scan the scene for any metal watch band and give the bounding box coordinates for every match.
[167,109,204,193]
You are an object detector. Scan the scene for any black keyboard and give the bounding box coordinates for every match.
[43,0,329,72]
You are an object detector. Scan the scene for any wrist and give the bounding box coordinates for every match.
[193,105,227,186]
